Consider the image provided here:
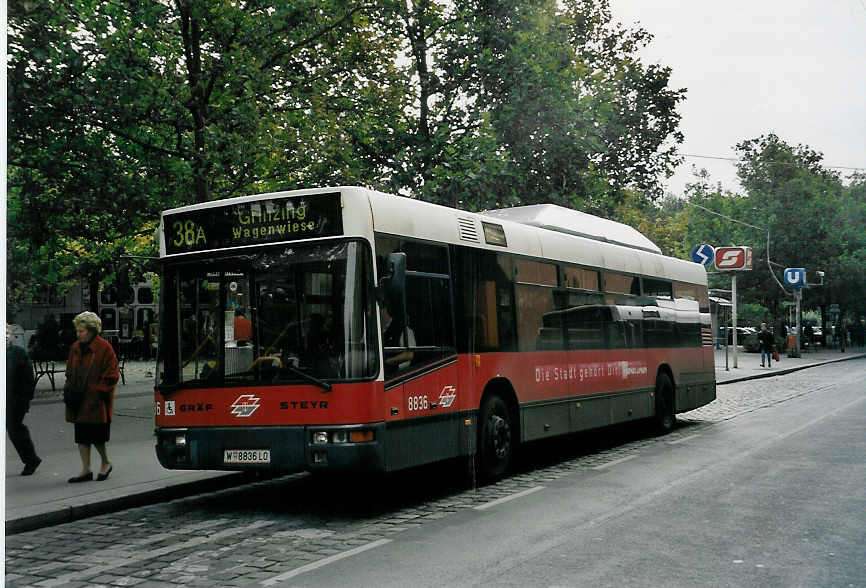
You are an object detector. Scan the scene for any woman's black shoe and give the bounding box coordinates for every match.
[96,465,113,481]
[68,472,93,483]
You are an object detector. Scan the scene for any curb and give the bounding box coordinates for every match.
[5,472,252,536]
[31,385,155,406]
[716,353,866,385]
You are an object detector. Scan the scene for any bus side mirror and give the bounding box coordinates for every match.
[377,252,407,312]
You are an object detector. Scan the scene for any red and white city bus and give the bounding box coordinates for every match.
[155,187,715,479]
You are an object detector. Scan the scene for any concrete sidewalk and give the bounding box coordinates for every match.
[713,344,866,384]
[5,361,245,535]
[6,349,865,535]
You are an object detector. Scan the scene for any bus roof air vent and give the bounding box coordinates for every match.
[482,204,661,254]
[457,217,480,243]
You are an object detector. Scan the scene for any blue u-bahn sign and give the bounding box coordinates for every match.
[783,267,807,289]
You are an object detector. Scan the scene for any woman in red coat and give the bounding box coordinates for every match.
[65,312,119,483]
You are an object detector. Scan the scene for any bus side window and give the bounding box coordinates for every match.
[564,307,605,350]
[470,252,516,352]
[605,321,627,349]
[404,274,454,366]
[378,236,456,378]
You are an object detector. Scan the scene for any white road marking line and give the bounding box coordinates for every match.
[260,538,392,585]
[667,434,701,445]
[33,521,274,587]
[592,454,638,470]
[474,486,545,511]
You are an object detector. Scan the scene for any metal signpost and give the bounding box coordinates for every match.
[783,268,807,357]
[713,246,753,368]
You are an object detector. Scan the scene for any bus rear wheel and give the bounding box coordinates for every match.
[477,395,513,481]
[653,372,676,435]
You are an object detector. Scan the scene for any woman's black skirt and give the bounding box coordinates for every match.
[74,422,111,445]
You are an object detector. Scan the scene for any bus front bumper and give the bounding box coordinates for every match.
[155,424,386,473]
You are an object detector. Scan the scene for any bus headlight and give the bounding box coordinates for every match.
[310,429,375,444]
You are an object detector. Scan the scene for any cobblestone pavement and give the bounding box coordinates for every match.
[6,360,864,587]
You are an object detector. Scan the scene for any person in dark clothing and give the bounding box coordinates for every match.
[758,322,774,368]
[803,323,814,350]
[380,305,416,378]
[65,312,120,483]
[837,321,846,352]
[6,327,41,475]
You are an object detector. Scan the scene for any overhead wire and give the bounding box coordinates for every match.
[680,153,865,172]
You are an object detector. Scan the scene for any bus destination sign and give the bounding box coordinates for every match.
[164,192,343,254]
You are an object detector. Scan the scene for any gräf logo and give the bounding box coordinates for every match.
[230,394,261,418]
[438,385,457,408]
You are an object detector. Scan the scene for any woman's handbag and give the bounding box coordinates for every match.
[63,386,84,410]
[773,350,780,362]
[64,354,94,411]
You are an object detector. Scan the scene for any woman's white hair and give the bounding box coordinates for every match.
[73,311,102,335]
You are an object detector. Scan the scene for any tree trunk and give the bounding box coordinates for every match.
[177,1,210,202]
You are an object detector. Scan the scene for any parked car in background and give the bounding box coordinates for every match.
[719,326,755,345]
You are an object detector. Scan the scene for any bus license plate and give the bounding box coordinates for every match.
[223,449,270,464]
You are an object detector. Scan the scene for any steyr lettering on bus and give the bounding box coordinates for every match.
[280,400,329,409]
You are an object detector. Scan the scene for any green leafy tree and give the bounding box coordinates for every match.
[8,0,688,318]
[613,191,689,258]
[734,134,845,322]
[682,136,865,330]
[475,0,685,213]
[820,173,866,322]
[7,0,401,315]
[376,0,685,212]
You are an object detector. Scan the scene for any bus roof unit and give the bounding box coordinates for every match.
[482,204,662,254]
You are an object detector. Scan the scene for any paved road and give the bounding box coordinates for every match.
[5,359,864,587]
[334,362,866,588]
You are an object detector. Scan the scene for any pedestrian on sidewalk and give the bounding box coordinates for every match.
[758,322,774,368]
[837,320,846,353]
[6,326,41,475]
[64,312,119,483]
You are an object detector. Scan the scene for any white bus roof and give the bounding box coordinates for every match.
[364,189,705,286]
[160,187,706,286]
[481,204,661,254]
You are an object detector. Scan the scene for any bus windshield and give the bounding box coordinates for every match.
[156,240,378,390]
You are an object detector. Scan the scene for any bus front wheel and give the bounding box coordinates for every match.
[653,372,676,435]
[478,395,513,481]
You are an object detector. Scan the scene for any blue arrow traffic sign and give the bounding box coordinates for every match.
[690,244,714,266]
[783,267,807,288]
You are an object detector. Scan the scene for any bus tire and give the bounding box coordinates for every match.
[653,372,676,435]
[477,395,513,481]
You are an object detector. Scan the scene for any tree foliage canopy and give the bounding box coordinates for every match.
[674,135,866,323]
[8,0,686,314]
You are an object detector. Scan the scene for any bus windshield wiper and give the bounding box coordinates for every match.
[282,364,332,392]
